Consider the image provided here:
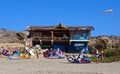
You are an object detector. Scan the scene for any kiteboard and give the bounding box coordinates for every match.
[29,49,35,56]
[26,46,35,56]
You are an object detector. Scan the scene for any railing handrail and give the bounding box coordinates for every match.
[32,37,88,40]
[32,37,70,40]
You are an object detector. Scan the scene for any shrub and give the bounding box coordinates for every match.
[90,48,120,63]
[103,48,120,62]
[105,48,120,57]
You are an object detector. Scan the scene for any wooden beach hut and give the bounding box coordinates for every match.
[26,23,94,53]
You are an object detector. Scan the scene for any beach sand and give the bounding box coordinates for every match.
[0,55,120,74]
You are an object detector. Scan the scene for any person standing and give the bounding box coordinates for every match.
[35,47,39,59]
[95,49,99,63]
[99,50,104,62]
[0,47,3,56]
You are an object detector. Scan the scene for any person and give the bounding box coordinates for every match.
[35,47,39,59]
[0,47,3,56]
[95,49,99,63]
[99,50,104,62]
[0,47,3,52]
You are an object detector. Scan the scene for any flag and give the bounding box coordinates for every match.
[102,9,113,14]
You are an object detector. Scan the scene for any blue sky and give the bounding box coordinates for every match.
[0,0,120,36]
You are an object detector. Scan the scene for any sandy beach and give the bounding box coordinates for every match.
[0,55,120,74]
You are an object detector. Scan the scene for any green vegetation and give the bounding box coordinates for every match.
[90,48,120,63]
[104,48,120,62]
[89,36,120,63]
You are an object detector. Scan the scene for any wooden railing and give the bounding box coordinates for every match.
[32,37,70,41]
[32,37,52,41]
[53,37,70,40]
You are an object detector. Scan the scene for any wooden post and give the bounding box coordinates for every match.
[51,31,54,45]
[40,40,42,45]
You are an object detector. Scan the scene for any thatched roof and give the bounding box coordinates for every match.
[26,23,94,31]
